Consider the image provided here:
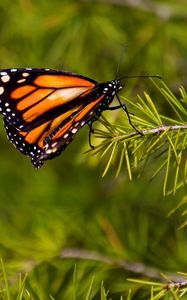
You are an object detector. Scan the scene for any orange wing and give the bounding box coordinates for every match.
[4,94,104,168]
[0,69,96,131]
[0,68,122,168]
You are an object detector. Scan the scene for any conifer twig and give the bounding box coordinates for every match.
[89,81,187,194]
[61,248,186,284]
[115,123,187,140]
[164,281,187,290]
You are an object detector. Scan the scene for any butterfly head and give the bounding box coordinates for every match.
[111,79,124,93]
[103,79,123,96]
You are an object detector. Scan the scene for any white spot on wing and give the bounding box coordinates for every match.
[46,149,56,154]
[52,142,58,147]
[1,75,10,82]
[0,72,7,76]
[17,78,26,83]
[22,72,29,77]
[48,149,53,154]
[63,133,69,139]
[72,128,78,134]
[0,87,4,95]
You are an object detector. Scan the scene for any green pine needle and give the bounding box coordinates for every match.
[85,277,95,300]
[90,80,187,194]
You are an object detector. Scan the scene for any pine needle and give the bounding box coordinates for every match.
[124,142,132,180]
[1,259,10,300]
[115,147,125,177]
[85,277,95,300]
[163,145,171,196]
[102,142,117,177]
[88,81,187,194]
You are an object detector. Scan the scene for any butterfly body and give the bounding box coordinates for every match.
[0,68,123,168]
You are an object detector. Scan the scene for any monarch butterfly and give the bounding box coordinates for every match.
[0,68,160,168]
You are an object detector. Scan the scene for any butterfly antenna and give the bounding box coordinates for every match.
[115,45,128,80]
[118,74,162,80]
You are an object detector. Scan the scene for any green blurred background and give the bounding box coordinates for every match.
[0,0,187,299]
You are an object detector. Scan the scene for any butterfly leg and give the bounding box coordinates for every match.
[109,95,143,136]
[87,120,95,149]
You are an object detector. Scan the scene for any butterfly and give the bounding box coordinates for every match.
[0,68,159,168]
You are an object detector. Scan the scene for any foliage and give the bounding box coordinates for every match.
[1,258,187,300]
[90,79,187,195]
[0,0,187,299]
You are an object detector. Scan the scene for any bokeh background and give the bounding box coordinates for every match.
[0,0,187,299]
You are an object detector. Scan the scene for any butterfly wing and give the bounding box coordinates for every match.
[0,68,122,167]
[0,68,97,130]
[4,94,104,168]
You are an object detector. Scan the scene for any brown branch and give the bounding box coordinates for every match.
[61,248,186,283]
[82,0,187,21]
[115,123,187,140]
[164,280,187,290]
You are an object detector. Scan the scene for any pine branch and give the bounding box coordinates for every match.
[61,248,187,299]
[89,80,187,194]
[60,248,185,282]
[164,280,187,290]
[83,0,187,21]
